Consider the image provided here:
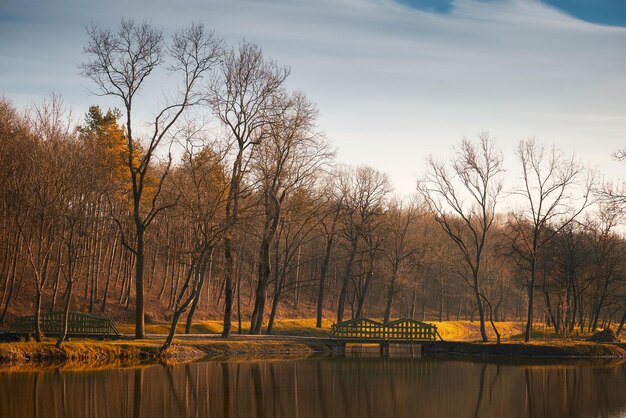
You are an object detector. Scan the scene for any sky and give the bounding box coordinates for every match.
[1,0,625,196]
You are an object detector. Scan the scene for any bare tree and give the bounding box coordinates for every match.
[248,92,332,334]
[55,140,93,348]
[510,138,593,342]
[207,41,289,337]
[382,198,421,322]
[81,20,222,338]
[597,148,626,338]
[181,140,230,334]
[586,204,623,333]
[314,177,343,328]
[265,189,328,334]
[9,95,74,342]
[160,135,229,350]
[418,133,503,342]
[0,98,31,325]
[336,166,391,323]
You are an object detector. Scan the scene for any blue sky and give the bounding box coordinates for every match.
[1,0,625,196]
[400,0,626,25]
[540,0,626,26]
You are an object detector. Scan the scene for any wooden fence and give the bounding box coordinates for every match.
[10,311,120,338]
[330,317,438,343]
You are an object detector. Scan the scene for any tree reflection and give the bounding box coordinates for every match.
[2,358,626,418]
[132,368,143,418]
[221,362,231,418]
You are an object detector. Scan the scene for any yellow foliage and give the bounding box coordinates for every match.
[79,105,159,210]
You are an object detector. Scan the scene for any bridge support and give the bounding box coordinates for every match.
[333,342,346,355]
[379,342,390,356]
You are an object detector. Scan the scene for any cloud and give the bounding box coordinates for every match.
[0,0,625,194]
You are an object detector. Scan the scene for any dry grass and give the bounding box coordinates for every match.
[116,317,521,341]
[268,318,333,336]
[432,320,523,341]
[1,318,620,369]
[0,334,322,369]
[0,339,149,366]
[175,338,319,357]
[115,317,332,336]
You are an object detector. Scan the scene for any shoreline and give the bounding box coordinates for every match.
[425,341,626,359]
[1,336,625,370]
[0,336,328,370]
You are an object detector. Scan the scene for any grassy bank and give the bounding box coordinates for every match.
[0,340,150,366]
[114,318,522,340]
[0,336,325,369]
[115,317,334,336]
[0,318,334,368]
[1,318,623,369]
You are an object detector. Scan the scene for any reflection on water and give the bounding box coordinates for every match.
[1,356,626,418]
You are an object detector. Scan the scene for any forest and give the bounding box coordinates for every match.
[0,20,625,349]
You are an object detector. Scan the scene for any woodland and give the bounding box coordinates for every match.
[0,19,625,349]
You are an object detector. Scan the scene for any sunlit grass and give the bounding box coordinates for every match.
[430,320,523,341]
[116,317,333,336]
[0,339,147,365]
[2,318,621,369]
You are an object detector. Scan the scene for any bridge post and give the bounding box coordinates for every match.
[380,342,390,356]
[334,342,346,356]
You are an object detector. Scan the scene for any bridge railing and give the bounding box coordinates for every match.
[330,317,438,342]
[9,311,121,338]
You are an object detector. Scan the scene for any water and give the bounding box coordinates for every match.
[1,356,625,418]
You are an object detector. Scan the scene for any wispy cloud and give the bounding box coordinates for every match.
[0,0,625,193]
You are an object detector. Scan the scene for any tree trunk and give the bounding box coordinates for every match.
[383,268,398,323]
[221,236,234,338]
[316,237,333,328]
[266,270,285,335]
[0,235,21,325]
[101,235,119,312]
[162,250,203,350]
[336,240,357,323]
[250,235,272,335]
[544,290,559,335]
[616,309,626,338]
[34,288,43,342]
[384,273,398,322]
[524,263,536,342]
[482,295,500,344]
[591,280,610,332]
[439,276,444,322]
[236,254,242,335]
[185,248,212,334]
[134,222,145,339]
[162,292,196,351]
[55,279,73,348]
[356,268,374,318]
[293,245,301,309]
[472,271,488,342]
[157,245,170,300]
[49,245,62,313]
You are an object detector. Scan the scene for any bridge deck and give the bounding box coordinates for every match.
[330,318,439,343]
[9,311,121,338]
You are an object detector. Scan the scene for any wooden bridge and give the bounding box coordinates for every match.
[9,311,121,338]
[330,317,440,354]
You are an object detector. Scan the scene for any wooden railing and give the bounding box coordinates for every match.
[10,311,120,338]
[330,318,438,342]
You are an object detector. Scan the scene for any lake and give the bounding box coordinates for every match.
[1,355,625,418]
